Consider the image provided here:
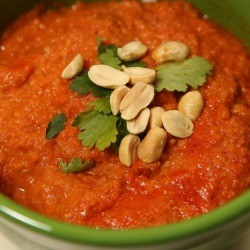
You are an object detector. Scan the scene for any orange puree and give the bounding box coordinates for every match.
[0,0,249,229]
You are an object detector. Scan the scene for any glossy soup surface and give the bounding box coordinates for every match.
[0,0,249,229]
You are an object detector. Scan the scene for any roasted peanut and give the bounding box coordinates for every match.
[138,127,167,163]
[118,41,147,62]
[119,134,140,167]
[120,82,155,120]
[148,107,165,129]
[122,66,156,85]
[152,41,190,64]
[162,110,194,138]
[127,108,150,134]
[178,90,204,121]
[88,65,129,89]
[61,54,84,79]
[110,86,130,115]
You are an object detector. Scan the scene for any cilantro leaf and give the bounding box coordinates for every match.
[87,98,111,114]
[59,158,94,173]
[73,110,118,151]
[155,56,213,92]
[112,117,129,154]
[97,37,148,70]
[98,48,122,69]
[97,38,121,69]
[69,72,93,95]
[97,36,106,54]
[91,85,112,98]
[70,72,112,98]
[46,113,66,139]
[72,110,97,129]
[107,44,119,57]
[123,60,147,68]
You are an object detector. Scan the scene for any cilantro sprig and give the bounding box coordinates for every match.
[87,97,111,114]
[123,60,147,68]
[69,38,147,97]
[97,37,122,69]
[70,72,112,98]
[46,113,66,139]
[112,117,129,153]
[73,93,129,152]
[73,110,118,151]
[97,37,147,69]
[155,56,213,92]
[59,158,94,173]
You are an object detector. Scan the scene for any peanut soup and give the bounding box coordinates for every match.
[0,0,249,229]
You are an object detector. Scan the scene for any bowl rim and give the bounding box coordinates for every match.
[0,190,250,247]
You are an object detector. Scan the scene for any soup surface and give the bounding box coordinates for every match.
[0,0,249,229]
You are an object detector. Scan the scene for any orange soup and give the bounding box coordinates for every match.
[0,0,249,229]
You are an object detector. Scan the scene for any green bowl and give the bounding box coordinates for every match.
[0,1,250,249]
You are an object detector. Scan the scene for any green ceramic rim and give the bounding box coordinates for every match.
[0,191,250,247]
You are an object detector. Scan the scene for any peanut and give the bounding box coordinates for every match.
[138,127,167,163]
[120,82,155,120]
[148,107,165,129]
[118,41,147,62]
[61,54,84,79]
[88,65,129,89]
[127,108,150,134]
[178,90,204,121]
[122,66,156,85]
[110,86,130,115]
[162,110,194,138]
[119,134,140,167]
[152,41,190,64]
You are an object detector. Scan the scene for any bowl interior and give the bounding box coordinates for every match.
[0,0,250,46]
[189,0,250,46]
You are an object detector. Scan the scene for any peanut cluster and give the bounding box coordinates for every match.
[61,40,204,167]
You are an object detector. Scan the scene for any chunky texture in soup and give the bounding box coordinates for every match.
[0,0,249,229]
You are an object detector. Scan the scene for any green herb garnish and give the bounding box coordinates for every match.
[97,37,122,69]
[97,37,147,70]
[123,60,147,68]
[68,39,213,162]
[112,117,129,154]
[46,113,66,139]
[155,56,213,92]
[87,97,111,114]
[70,72,112,98]
[59,158,94,173]
[73,110,118,151]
